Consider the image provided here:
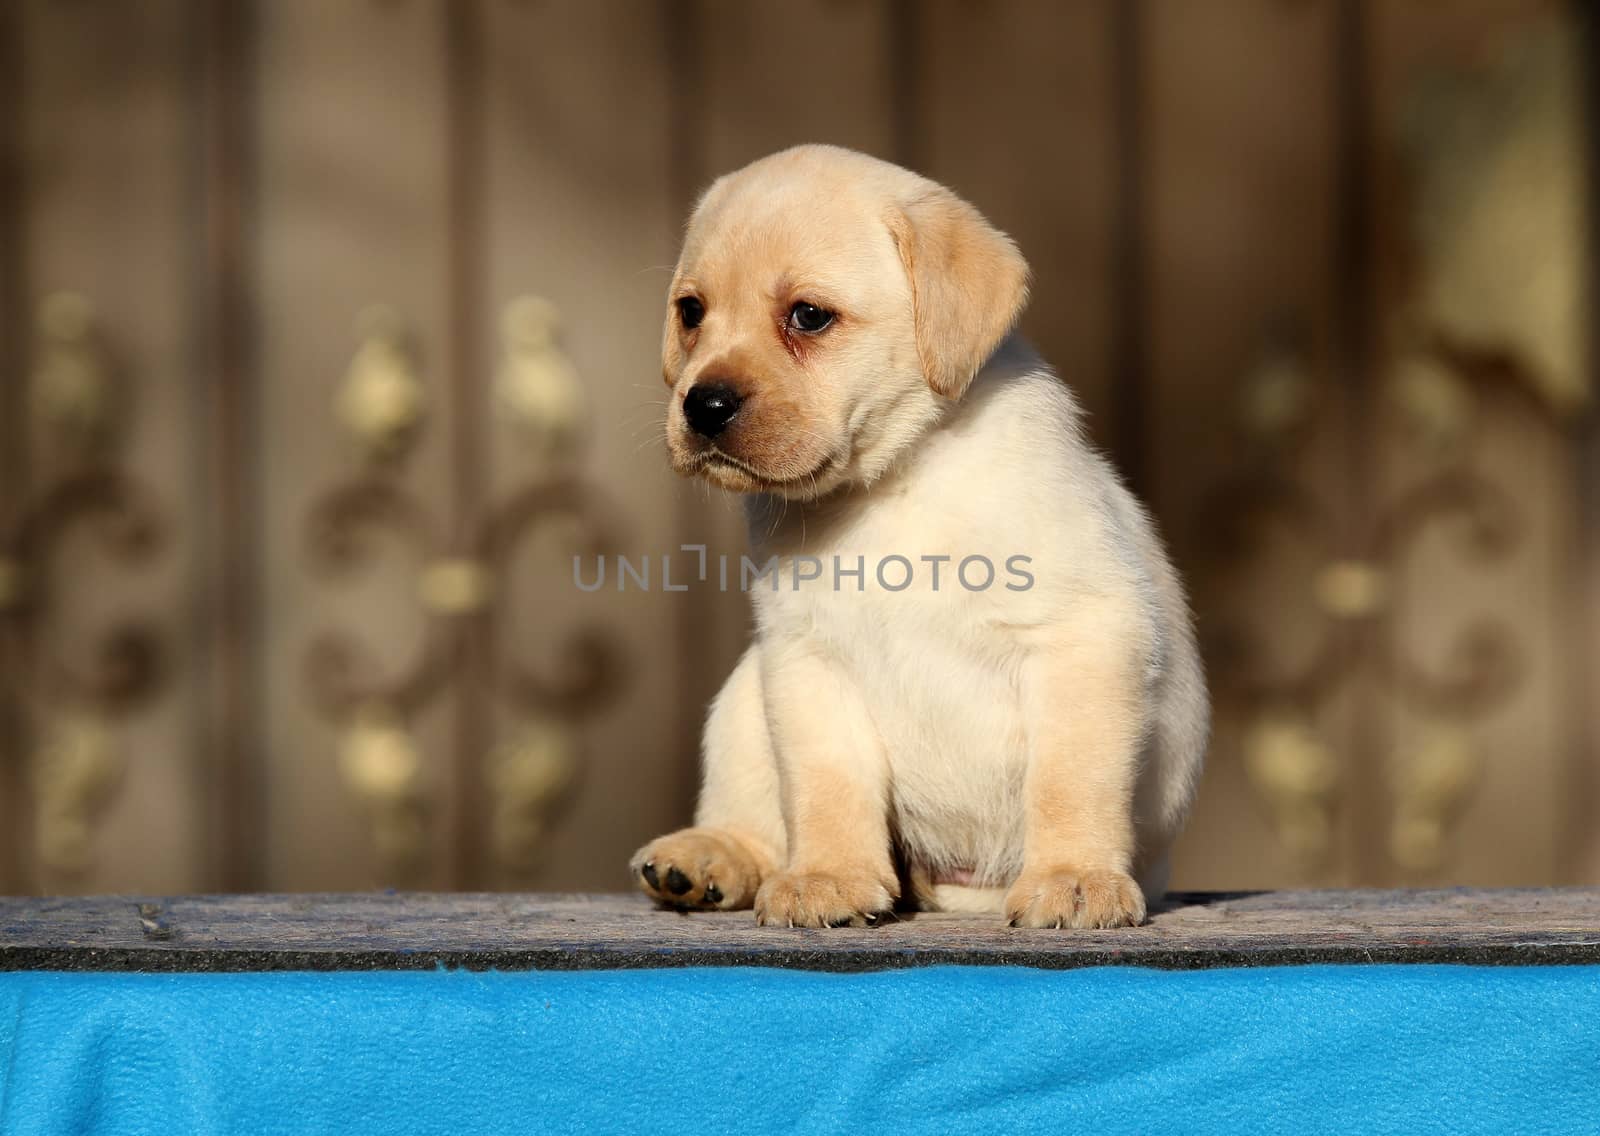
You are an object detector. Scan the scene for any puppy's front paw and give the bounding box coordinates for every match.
[1004,866,1146,929]
[755,871,896,928]
[631,827,763,910]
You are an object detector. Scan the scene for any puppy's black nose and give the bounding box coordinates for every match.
[683,384,743,438]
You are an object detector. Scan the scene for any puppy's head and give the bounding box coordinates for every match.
[662,145,1030,499]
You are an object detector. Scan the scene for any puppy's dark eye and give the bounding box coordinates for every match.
[677,296,705,330]
[787,302,834,333]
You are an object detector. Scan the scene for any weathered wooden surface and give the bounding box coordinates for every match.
[1,890,1597,973]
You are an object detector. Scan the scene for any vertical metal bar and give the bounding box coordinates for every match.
[1567,0,1600,882]
[889,0,921,171]
[446,0,489,889]
[663,0,713,827]
[0,3,29,892]
[1334,0,1374,532]
[1111,0,1148,499]
[195,0,263,892]
[1332,0,1382,884]
[664,0,705,248]
[1576,400,1600,879]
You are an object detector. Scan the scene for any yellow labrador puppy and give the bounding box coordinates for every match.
[632,145,1207,928]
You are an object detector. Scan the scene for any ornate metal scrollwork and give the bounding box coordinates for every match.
[0,293,169,882]
[1400,17,1589,421]
[1198,331,1531,875]
[337,305,428,467]
[1207,11,1589,878]
[305,298,626,881]
[495,295,587,459]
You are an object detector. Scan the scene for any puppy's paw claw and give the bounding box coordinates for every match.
[754,871,896,929]
[1004,866,1146,929]
[630,828,762,911]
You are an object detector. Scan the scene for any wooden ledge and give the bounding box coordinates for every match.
[1,889,1597,973]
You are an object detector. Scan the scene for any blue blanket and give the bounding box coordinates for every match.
[2,964,1596,1134]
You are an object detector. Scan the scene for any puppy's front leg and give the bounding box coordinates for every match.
[755,646,898,928]
[1006,614,1151,929]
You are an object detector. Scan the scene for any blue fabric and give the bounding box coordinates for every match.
[1,964,1596,1135]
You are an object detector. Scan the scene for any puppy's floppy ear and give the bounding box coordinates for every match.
[660,285,684,388]
[887,188,1031,400]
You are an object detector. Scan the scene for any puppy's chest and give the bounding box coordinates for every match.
[760,503,1006,647]
[761,552,1031,876]
[755,512,1031,767]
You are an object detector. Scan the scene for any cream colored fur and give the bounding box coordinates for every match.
[632,145,1208,928]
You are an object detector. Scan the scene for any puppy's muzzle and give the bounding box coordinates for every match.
[683,383,744,439]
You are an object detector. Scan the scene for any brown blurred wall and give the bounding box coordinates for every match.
[0,0,1595,895]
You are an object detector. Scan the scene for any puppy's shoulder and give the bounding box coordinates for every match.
[944,339,1167,596]
[933,337,1093,488]
[956,338,1084,436]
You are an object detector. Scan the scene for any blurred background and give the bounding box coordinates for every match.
[1,0,1595,896]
